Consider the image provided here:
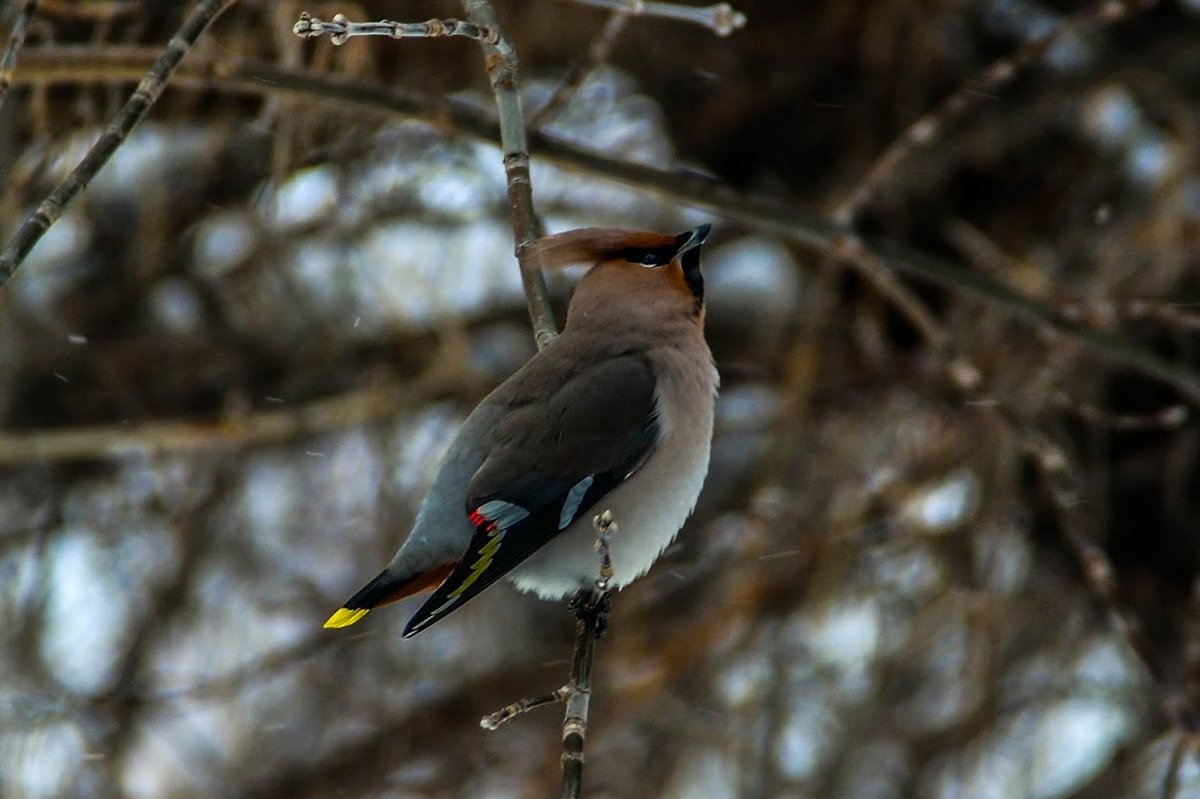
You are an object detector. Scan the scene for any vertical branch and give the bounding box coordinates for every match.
[561,509,615,798]
[0,0,236,289]
[291,6,558,343]
[561,597,601,799]
[0,0,41,108]
[460,0,559,348]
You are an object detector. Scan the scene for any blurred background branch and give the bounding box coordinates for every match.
[3,1,1200,797]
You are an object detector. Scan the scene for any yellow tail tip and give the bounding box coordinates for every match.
[324,607,370,629]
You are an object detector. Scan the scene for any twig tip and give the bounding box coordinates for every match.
[712,3,747,36]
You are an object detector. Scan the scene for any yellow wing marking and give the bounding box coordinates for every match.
[324,607,370,629]
[447,530,506,601]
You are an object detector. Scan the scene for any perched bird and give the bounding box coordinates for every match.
[324,224,719,638]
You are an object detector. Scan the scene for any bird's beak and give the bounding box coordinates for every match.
[674,224,711,258]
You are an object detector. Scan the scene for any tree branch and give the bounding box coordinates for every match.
[0,367,458,464]
[560,510,616,799]
[461,0,558,349]
[832,0,1156,226]
[0,0,235,289]
[0,0,40,108]
[13,48,1200,405]
[531,9,629,127]
[294,5,557,348]
[569,0,746,37]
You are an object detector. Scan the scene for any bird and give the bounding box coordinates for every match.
[324,224,719,638]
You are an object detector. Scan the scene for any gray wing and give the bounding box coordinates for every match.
[402,351,659,637]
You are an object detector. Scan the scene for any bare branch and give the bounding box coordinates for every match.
[1160,732,1192,799]
[570,0,746,37]
[480,686,571,730]
[559,512,618,798]
[832,0,1157,226]
[0,368,459,464]
[531,10,629,127]
[460,0,558,348]
[592,509,616,590]
[0,0,40,108]
[1057,394,1189,432]
[295,5,557,348]
[33,0,138,20]
[832,233,947,349]
[292,12,503,48]
[14,47,1200,405]
[0,0,235,289]
[560,619,595,798]
[1027,431,1199,729]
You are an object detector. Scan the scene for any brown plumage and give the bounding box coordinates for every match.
[324,225,717,637]
[525,228,682,270]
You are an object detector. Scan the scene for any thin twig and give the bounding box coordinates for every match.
[569,0,746,37]
[561,594,600,799]
[234,662,556,799]
[0,0,40,108]
[593,509,616,590]
[0,0,235,289]
[531,9,629,128]
[99,476,227,792]
[15,47,1200,404]
[0,369,457,464]
[832,233,946,349]
[560,511,617,798]
[480,686,571,730]
[34,0,138,20]
[296,10,615,783]
[293,12,503,47]
[854,211,1194,737]
[936,217,1199,737]
[1026,430,1199,731]
[295,5,557,348]
[832,0,1156,226]
[1123,300,1200,332]
[1160,732,1190,799]
[460,0,558,349]
[1056,393,1188,431]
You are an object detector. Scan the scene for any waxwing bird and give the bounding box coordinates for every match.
[324,224,719,638]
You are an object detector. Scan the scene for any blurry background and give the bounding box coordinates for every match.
[2,0,1200,796]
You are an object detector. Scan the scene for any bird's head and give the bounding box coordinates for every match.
[526,225,713,323]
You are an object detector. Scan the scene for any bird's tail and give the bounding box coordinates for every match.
[323,561,458,629]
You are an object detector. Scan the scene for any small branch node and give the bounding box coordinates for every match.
[711,3,748,36]
[480,685,571,730]
[592,510,617,590]
[947,357,983,392]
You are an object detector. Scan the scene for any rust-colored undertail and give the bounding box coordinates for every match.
[323,561,458,629]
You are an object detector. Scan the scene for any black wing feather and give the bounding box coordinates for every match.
[402,351,659,637]
[400,475,621,638]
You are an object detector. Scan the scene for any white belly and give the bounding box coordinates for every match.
[508,357,717,599]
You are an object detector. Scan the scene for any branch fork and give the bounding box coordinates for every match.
[479,509,614,799]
